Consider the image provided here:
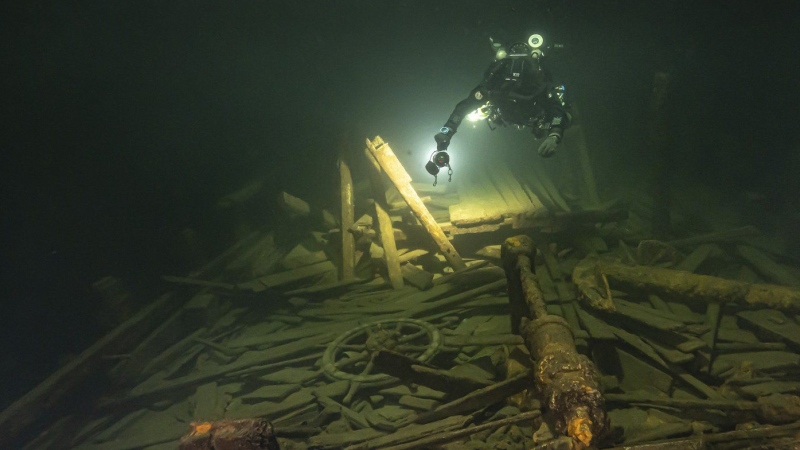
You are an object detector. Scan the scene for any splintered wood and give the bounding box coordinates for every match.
[366,136,466,272]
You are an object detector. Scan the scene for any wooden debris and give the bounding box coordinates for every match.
[238,260,336,292]
[339,156,357,280]
[667,225,761,249]
[365,147,404,289]
[376,410,541,450]
[736,244,800,286]
[281,245,328,270]
[15,127,800,450]
[737,309,800,349]
[367,136,466,271]
[401,263,433,290]
[373,350,492,396]
[278,191,311,217]
[414,372,533,424]
[161,275,236,291]
[346,414,469,450]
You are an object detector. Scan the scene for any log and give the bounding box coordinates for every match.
[339,156,356,280]
[365,147,403,289]
[366,136,466,271]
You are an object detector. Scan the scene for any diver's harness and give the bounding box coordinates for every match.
[426,34,567,185]
[473,84,567,137]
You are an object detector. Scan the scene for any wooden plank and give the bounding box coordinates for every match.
[736,244,800,286]
[667,225,760,249]
[339,156,356,279]
[367,136,465,271]
[525,156,571,212]
[119,333,335,403]
[413,371,532,424]
[239,260,336,292]
[674,243,719,273]
[737,309,800,349]
[487,162,532,214]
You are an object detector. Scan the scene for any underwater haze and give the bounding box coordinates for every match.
[1,0,799,411]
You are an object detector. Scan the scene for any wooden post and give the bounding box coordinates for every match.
[364,147,404,289]
[565,104,601,206]
[338,157,356,280]
[366,136,466,272]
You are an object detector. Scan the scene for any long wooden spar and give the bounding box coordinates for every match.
[366,136,466,272]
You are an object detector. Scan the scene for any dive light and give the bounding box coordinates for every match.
[425,149,452,186]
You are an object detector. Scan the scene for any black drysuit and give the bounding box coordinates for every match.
[441,56,570,140]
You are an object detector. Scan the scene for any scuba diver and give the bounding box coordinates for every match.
[426,34,571,184]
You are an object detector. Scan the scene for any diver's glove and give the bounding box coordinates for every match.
[434,126,455,150]
[537,132,561,158]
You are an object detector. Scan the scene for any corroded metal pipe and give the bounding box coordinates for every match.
[502,235,609,449]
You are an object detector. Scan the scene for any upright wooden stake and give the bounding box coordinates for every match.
[566,104,602,206]
[338,157,356,280]
[366,136,466,272]
[364,148,404,289]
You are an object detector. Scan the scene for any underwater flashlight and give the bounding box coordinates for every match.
[528,34,544,48]
[425,150,452,186]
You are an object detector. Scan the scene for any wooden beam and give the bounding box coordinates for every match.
[566,104,601,206]
[364,147,403,289]
[366,136,466,271]
[338,157,356,280]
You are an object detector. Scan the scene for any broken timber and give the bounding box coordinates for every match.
[364,147,403,289]
[339,156,356,280]
[366,136,466,271]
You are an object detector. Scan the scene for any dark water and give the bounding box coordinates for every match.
[1,0,798,410]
